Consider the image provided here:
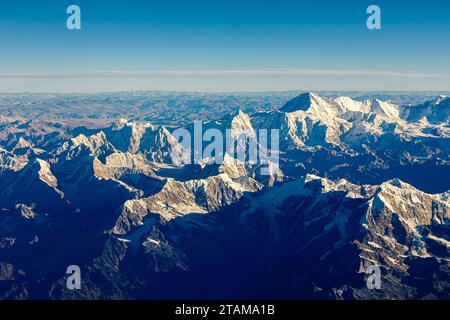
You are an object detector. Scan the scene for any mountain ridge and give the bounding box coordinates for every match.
[0,91,449,299]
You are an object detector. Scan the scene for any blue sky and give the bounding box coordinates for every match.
[0,0,449,92]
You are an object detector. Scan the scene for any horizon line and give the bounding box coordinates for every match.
[1,69,449,79]
[1,89,449,96]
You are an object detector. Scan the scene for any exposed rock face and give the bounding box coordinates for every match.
[401,96,450,123]
[0,92,449,300]
[0,148,26,172]
[113,173,263,234]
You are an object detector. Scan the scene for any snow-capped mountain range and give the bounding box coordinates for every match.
[0,92,449,299]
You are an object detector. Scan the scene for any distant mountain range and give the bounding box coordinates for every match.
[0,92,449,299]
[1,90,449,125]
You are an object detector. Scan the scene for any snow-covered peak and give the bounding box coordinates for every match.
[71,131,113,155]
[113,172,263,233]
[35,158,58,188]
[435,95,448,104]
[283,92,312,110]
[400,95,450,123]
[219,153,247,178]
[334,96,370,113]
[14,137,33,150]
[111,118,130,130]
[305,174,374,199]
[368,177,450,227]
[370,99,400,118]
[380,177,407,190]
[280,92,400,121]
[279,92,321,113]
[229,110,256,138]
[0,147,26,172]
[71,131,108,149]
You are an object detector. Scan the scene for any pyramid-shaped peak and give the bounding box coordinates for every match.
[234,109,251,119]
[229,109,255,136]
[380,178,411,191]
[227,109,249,119]
[280,92,321,113]
[15,137,33,149]
[111,118,130,130]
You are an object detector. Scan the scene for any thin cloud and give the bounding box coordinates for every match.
[0,69,448,79]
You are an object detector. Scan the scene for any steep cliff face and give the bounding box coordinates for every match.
[0,93,449,299]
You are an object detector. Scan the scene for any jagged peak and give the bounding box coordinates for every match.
[233,109,247,117]
[222,152,240,164]
[231,109,251,123]
[63,131,116,161]
[221,109,251,125]
[33,158,58,188]
[370,99,400,118]
[14,137,33,149]
[400,95,450,123]
[71,131,108,147]
[375,178,434,206]
[305,173,322,183]
[435,95,448,105]
[369,177,450,229]
[111,118,130,130]
[418,95,450,108]
[103,151,152,169]
[304,174,372,199]
[111,118,154,131]
[228,109,255,138]
[218,153,248,179]
[379,178,411,190]
[70,133,89,146]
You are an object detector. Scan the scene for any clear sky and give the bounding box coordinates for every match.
[0,0,449,92]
